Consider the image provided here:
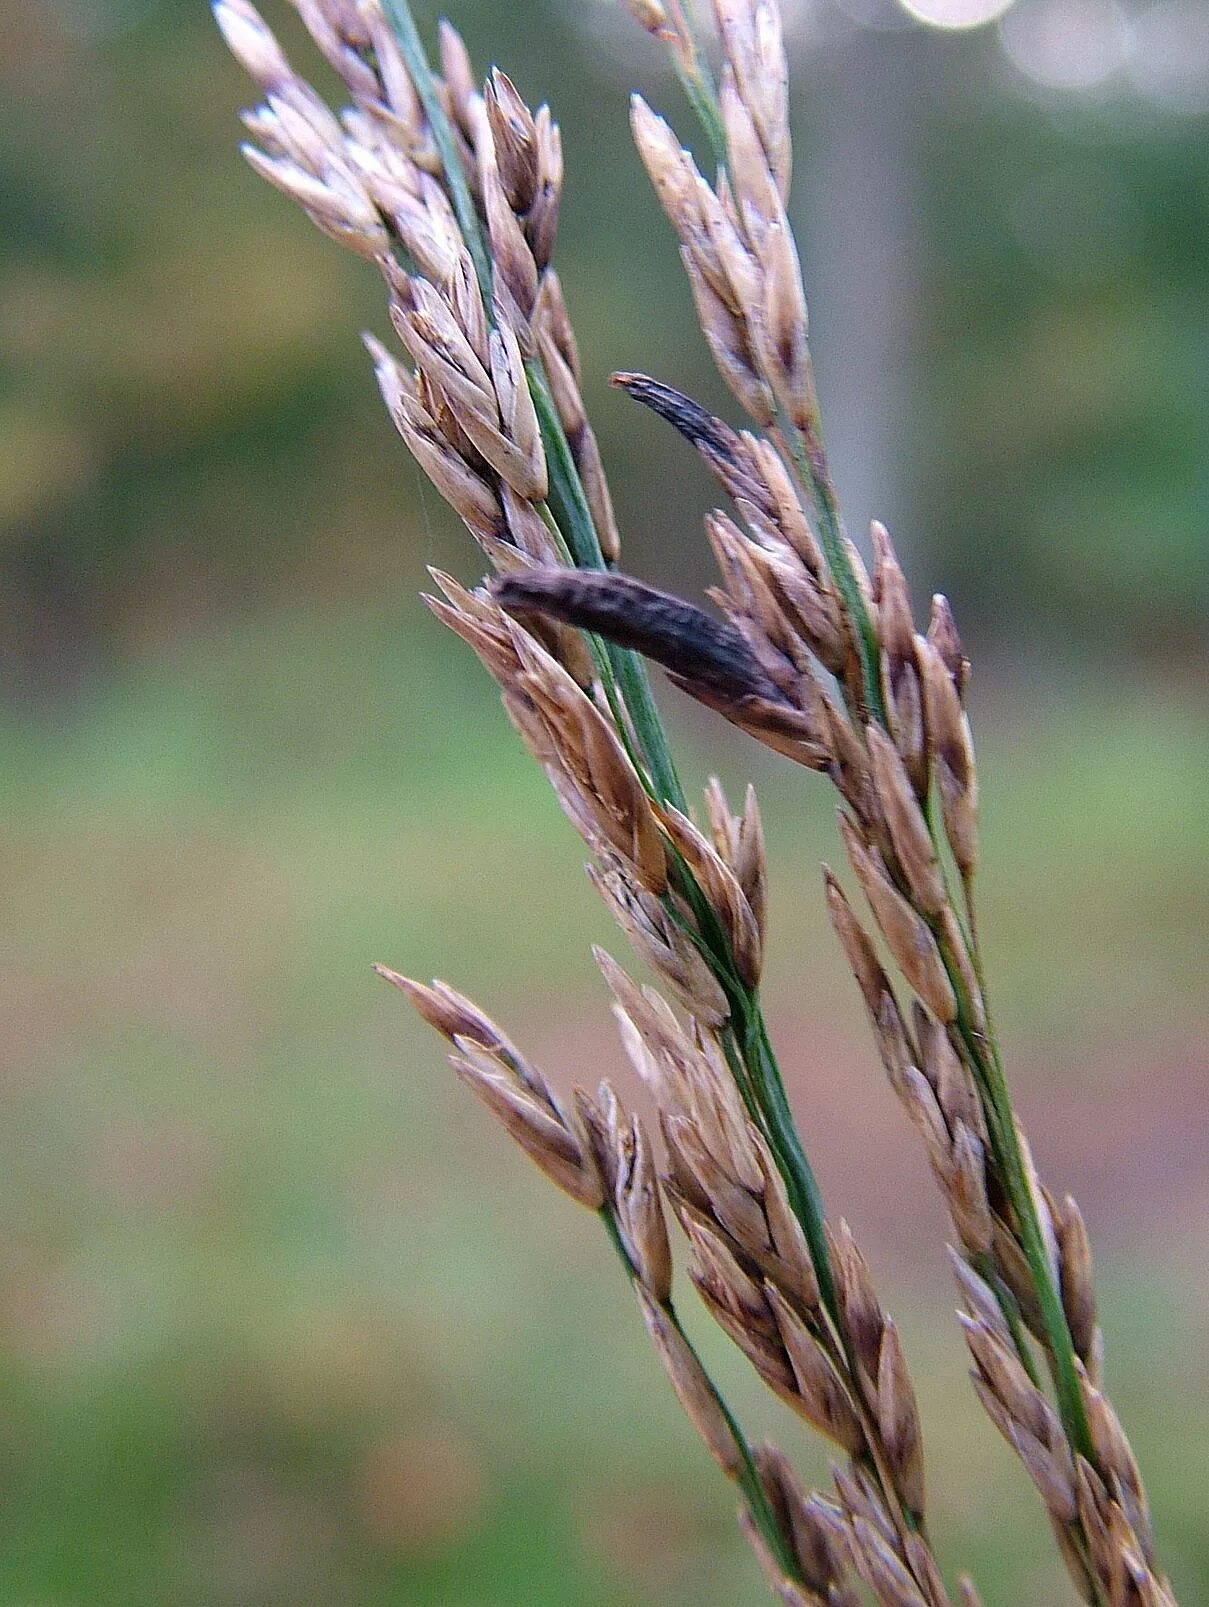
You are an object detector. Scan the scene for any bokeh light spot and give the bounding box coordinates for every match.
[999,0,1129,90]
[896,0,1015,28]
[1127,0,1209,114]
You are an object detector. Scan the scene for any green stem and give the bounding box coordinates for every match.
[677,66,729,173]
[666,2,729,170]
[961,1007,1096,1464]
[920,815,1095,1463]
[971,1251,1043,1391]
[380,0,493,302]
[664,864,838,1326]
[745,1008,841,1328]
[782,421,886,728]
[598,1208,800,1581]
[527,359,688,812]
[669,845,922,1535]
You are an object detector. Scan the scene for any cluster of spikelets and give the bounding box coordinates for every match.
[214,0,1176,1602]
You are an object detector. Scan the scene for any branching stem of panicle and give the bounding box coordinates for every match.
[680,887,929,1547]
[665,0,730,171]
[377,20,844,1379]
[923,815,1096,1463]
[528,361,689,810]
[597,1207,801,1580]
[781,421,886,728]
[380,0,941,1562]
[666,853,845,1331]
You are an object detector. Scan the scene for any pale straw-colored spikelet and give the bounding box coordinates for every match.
[916,632,979,881]
[630,1,816,434]
[589,861,732,1026]
[374,967,604,1208]
[713,0,790,200]
[601,980,951,1601]
[631,96,777,426]
[824,876,993,1257]
[836,812,957,1024]
[215,0,393,257]
[748,1447,862,1607]
[704,510,816,700]
[364,334,507,545]
[391,271,548,499]
[656,801,764,987]
[633,1285,748,1477]
[957,1253,1174,1606]
[827,1223,927,1526]
[292,0,378,102]
[870,522,927,797]
[864,722,946,915]
[961,1305,1080,1526]
[1055,1192,1102,1381]
[470,68,619,556]
[599,954,822,1324]
[221,0,622,596]
[703,777,768,945]
[479,71,560,319]
[815,1461,960,1607]
[822,869,915,1093]
[578,1080,672,1302]
[422,579,670,894]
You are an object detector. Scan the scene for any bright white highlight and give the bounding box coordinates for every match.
[896,0,1014,28]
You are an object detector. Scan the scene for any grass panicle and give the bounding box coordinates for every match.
[216,2,1177,1603]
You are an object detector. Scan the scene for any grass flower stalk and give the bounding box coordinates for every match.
[214,0,1177,1600]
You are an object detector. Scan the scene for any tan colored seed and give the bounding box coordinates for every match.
[838,814,957,1023]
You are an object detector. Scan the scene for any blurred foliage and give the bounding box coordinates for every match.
[2,0,1207,692]
[2,0,1208,1601]
[919,98,1209,659]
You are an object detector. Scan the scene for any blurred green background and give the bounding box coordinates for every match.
[2,0,1207,1601]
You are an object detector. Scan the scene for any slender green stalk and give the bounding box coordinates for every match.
[380,0,493,301]
[953,989,1096,1463]
[665,1,729,171]
[666,859,843,1334]
[745,1009,839,1323]
[678,68,728,173]
[919,798,1096,1461]
[597,1208,800,1580]
[527,361,688,812]
[781,420,886,728]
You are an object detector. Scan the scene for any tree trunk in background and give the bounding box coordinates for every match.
[795,24,928,563]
